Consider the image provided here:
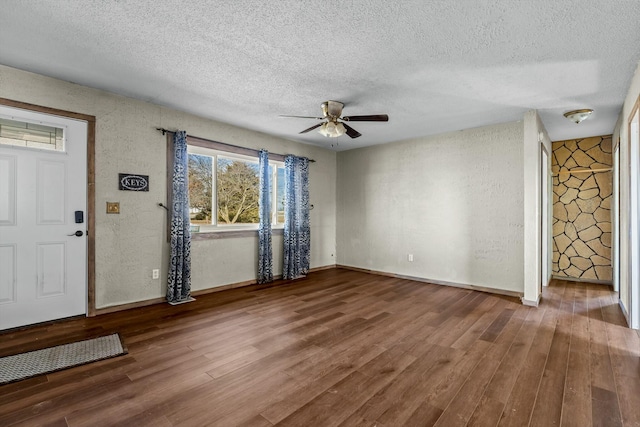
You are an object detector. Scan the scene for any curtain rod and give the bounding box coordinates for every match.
[156,127,315,163]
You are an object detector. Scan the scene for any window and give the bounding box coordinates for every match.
[0,117,65,151]
[187,145,284,231]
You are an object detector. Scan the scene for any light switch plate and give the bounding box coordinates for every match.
[106,202,120,214]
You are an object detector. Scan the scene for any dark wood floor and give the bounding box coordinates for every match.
[1,268,638,426]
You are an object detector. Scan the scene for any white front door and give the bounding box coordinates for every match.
[0,106,87,330]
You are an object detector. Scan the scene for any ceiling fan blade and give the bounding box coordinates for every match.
[279,115,325,120]
[342,123,362,139]
[341,114,389,122]
[299,123,324,134]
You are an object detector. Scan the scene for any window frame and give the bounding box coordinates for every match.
[0,114,67,153]
[187,144,285,235]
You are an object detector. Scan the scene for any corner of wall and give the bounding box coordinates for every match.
[523,110,543,303]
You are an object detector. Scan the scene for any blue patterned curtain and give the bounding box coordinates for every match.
[283,155,310,280]
[167,131,192,303]
[257,149,273,284]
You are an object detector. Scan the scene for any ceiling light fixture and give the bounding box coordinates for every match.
[318,121,346,138]
[563,109,593,124]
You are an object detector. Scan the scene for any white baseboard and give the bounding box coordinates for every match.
[551,275,613,286]
[336,265,524,299]
[521,294,541,307]
[619,299,630,326]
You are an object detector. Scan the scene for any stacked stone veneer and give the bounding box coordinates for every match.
[552,135,612,282]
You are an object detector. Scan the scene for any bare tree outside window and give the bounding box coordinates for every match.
[217,158,259,224]
[188,152,281,229]
[188,154,212,223]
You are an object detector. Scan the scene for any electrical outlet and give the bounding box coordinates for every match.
[152,269,159,279]
[408,254,414,262]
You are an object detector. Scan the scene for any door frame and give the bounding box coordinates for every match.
[0,97,97,316]
[628,97,640,329]
[540,143,550,289]
[613,138,620,294]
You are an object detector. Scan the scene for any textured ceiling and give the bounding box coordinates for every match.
[1,0,639,150]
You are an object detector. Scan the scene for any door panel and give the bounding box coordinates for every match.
[37,159,67,224]
[0,106,87,330]
[0,155,16,225]
[37,242,67,297]
[0,244,17,304]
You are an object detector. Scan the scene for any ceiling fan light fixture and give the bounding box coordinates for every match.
[318,121,346,138]
[284,100,386,139]
[563,109,593,124]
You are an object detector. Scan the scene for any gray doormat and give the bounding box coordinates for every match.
[0,333,127,385]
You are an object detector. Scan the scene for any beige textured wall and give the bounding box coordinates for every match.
[552,135,612,282]
[0,65,337,309]
[337,121,525,294]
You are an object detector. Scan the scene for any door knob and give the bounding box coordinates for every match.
[68,230,84,237]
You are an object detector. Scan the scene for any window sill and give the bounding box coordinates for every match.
[191,227,284,241]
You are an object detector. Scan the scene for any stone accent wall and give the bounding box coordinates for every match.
[552,135,612,282]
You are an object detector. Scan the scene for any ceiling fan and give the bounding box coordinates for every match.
[280,100,389,139]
